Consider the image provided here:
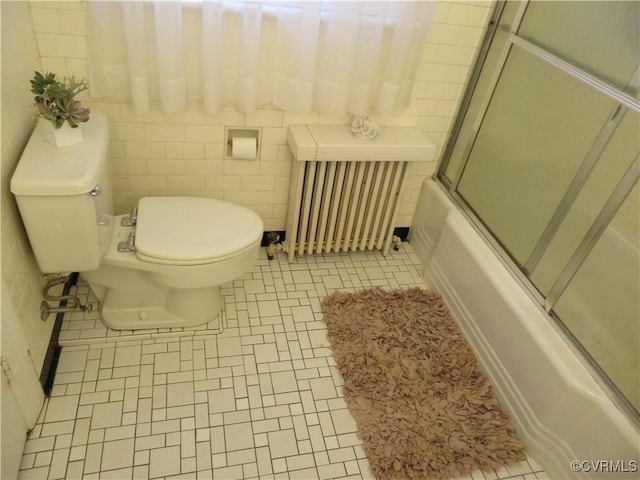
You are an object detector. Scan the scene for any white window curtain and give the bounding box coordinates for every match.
[87,0,434,116]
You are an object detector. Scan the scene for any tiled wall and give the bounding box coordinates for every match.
[0,0,492,375]
[1,1,56,373]
[28,0,493,229]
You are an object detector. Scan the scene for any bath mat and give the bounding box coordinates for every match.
[321,287,526,480]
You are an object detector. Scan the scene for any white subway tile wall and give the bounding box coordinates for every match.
[28,0,493,229]
[1,1,56,371]
[2,0,492,375]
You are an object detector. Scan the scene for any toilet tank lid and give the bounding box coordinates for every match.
[10,111,109,196]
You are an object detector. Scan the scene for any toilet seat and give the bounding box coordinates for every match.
[134,197,263,265]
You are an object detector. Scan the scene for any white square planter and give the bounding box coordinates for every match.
[38,120,83,147]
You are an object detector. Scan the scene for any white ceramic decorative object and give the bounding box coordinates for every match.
[350,115,379,139]
[38,120,83,147]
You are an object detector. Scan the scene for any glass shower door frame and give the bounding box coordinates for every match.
[436,0,640,419]
[438,0,640,313]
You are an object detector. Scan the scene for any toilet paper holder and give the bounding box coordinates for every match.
[225,127,261,160]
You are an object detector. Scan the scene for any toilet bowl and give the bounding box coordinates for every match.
[10,110,264,330]
[82,196,263,329]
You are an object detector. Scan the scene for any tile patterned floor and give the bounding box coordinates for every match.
[19,244,548,480]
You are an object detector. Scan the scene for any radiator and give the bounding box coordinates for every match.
[285,125,435,262]
[287,159,408,260]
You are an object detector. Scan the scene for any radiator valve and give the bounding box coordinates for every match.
[266,232,281,260]
[392,235,402,251]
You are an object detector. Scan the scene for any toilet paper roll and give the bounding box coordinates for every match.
[231,137,257,160]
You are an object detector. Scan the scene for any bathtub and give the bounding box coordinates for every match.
[409,178,639,479]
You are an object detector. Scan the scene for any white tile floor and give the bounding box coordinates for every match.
[19,244,548,480]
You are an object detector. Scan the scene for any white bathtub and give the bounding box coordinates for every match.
[409,178,639,480]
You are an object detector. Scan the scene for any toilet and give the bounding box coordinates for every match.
[10,111,263,330]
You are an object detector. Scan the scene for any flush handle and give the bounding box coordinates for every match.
[89,185,102,197]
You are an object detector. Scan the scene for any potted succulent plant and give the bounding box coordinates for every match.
[30,71,91,147]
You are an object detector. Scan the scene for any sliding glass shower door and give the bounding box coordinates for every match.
[439,1,639,413]
[456,46,618,272]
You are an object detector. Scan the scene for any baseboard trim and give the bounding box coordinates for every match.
[266,228,410,248]
[393,227,410,242]
[40,272,78,395]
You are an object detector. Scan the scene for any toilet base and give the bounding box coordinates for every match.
[94,282,222,331]
[100,305,220,331]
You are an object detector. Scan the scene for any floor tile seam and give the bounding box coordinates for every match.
[57,328,234,349]
[40,253,422,464]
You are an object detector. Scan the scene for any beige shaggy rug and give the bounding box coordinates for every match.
[321,287,526,480]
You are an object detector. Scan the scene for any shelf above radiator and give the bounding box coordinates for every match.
[287,124,436,162]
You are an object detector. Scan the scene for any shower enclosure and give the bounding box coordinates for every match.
[438,1,639,416]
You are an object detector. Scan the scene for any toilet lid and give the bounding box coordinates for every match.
[135,197,263,264]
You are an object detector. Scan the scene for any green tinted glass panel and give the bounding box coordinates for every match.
[531,110,640,294]
[518,1,639,91]
[443,3,521,183]
[554,183,640,411]
[457,46,615,265]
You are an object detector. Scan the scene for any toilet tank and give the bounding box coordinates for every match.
[10,110,112,274]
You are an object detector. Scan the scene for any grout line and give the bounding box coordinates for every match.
[22,244,545,480]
